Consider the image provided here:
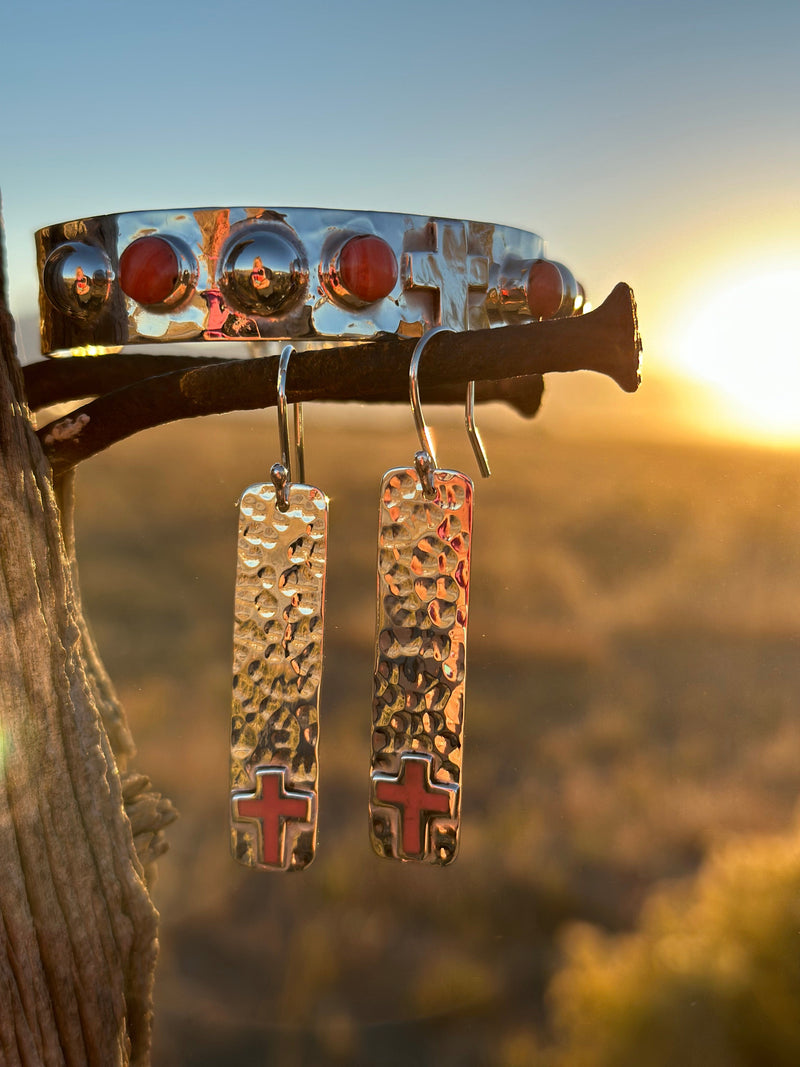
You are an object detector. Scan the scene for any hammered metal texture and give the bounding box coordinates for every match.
[369,466,473,865]
[231,481,327,871]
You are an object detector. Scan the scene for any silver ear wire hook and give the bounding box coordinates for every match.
[410,327,492,492]
[270,344,304,510]
[409,326,449,498]
[409,326,448,468]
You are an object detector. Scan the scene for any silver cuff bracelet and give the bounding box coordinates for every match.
[36,207,585,355]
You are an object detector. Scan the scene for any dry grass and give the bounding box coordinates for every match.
[73,405,800,1066]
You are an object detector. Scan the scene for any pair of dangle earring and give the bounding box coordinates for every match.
[369,329,489,865]
[230,345,327,871]
[229,332,488,870]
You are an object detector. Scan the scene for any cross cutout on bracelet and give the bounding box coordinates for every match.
[402,219,489,331]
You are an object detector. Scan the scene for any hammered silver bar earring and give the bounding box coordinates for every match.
[369,328,490,865]
[230,345,328,871]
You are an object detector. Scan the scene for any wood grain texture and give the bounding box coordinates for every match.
[0,206,162,1064]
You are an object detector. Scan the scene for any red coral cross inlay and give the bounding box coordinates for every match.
[373,753,455,858]
[234,767,312,867]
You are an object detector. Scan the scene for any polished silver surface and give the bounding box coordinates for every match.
[35,207,583,355]
[42,241,113,320]
[369,464,473,865]
[219,225,308,317]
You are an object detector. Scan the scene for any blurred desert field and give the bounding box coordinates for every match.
[70,391,800,1065]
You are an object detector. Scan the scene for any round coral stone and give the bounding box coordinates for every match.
[526,260,564,319]
[119,236,180,306]
[338,235,397,303]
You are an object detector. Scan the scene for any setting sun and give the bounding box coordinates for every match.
[673,267,800,445]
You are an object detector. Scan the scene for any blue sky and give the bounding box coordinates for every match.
[1,0,798,436]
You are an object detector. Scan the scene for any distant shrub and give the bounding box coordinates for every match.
[544,824,800,1067]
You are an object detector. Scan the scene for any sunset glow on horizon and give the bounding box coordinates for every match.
[664,265,800,446]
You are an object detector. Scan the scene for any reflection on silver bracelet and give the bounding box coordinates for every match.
[36,207,585,356]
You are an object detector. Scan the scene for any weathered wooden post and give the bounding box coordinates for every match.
[0,211,174,1064]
